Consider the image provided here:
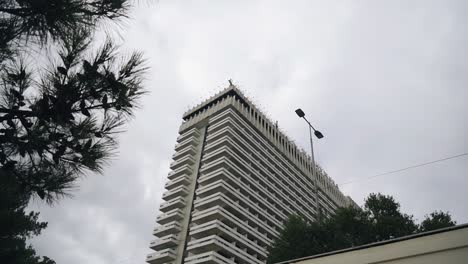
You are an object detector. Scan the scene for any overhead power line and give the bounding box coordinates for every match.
[338,151,468,186]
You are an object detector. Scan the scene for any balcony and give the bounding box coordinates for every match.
[162,185,189,201]
[200,156,314,221]
[198,167,228,187]
[187,235,263,264]
[150,234,179,251]
[191,206,226,225]
[146,248,177,264]
[172,145,197,160]
[198,169,288,220]
[191,206,271,247]
[153,221,182,237]
[196,181,283,229]
[196,180,226,198]
[165,174,191,190]
[199,156,230,177]
[159,197,185,213]
[189,220,268,258]
[193,192,228,212]
[156,208,184,225]
[177,127,200,143]
[193,193,280,238]
[206,116,233,135]
[185,251,236,264]
[175,137,198,151]
[168,164,193,180]
[170,155,196,170]
[203,139,232,161]
[186,235,221,255]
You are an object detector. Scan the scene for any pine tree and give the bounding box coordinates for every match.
[1,1,147,263]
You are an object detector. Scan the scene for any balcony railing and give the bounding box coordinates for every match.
[184,251,236,264]
[193,192,279,238]
[177,127,200,143]
[175,137,198,151]
[200,156,315,220]
[168,165,193,180]
[156,208,184,225]
[172,145,197,160]
[189,220,268,258]
[170,155,196,170]
[187,235,263,264]
[162,185,189,201]
[165,174,191,190]
[146,248,177,264]
[149,234,179,251]
[153,221,182,237]
[191,205,271,246]
[159,197,185,213]
[197,170,288,221]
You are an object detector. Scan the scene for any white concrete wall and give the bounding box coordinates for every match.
[284,226,468,264]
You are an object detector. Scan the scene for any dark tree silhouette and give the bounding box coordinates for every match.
[324,206,374,249]
[364,193,417,241]
[267,193,456,263]
[1,1,147,263]
[419,211,456,232]
[0,169,54,264]
[0,30,146,203]
[267,215,319,264]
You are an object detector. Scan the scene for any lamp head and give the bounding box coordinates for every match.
[314,130,324,139]
[295,108,305,118]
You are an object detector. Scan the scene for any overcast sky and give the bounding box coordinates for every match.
[30,1,468,263]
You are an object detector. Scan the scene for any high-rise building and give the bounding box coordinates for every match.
[146,85,355,264]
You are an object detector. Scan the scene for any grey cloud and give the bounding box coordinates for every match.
[30,1,468,263]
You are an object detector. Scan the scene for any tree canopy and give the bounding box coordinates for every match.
[267,193,456,264]
[419,211,456,232]
[0,169,54,264]
[1,1,147,263]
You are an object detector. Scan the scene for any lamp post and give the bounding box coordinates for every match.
[295,108,324,219]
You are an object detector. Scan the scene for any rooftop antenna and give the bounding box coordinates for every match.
[228,79,234,88]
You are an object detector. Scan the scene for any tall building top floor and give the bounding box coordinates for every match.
[179,83,355,208]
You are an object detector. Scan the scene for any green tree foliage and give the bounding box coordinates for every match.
[0,169,54,264]
[0,31,146,203]
[267,193,456,263]
[324,206,373,249]
[1,1,146,263]
[364,193,417,241]
[419,211,456,232]
[0,0,130,57]
[267,215,326,264]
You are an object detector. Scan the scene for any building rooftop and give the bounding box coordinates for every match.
[181,82,350,206]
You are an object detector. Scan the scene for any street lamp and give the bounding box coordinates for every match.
[295,108,324,218]
[295,108,324,166]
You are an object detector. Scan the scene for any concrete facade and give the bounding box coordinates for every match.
[146,86,355,264]
[280,224,468,264]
